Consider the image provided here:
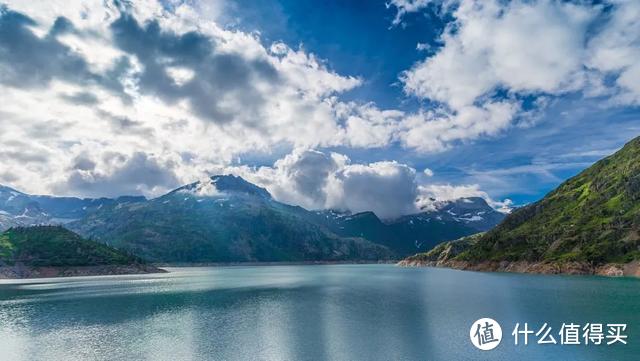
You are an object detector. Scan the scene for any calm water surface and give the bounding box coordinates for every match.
[0,265,638,361]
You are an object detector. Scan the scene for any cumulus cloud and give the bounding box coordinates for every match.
[401,0,596,108]
[0,10,95,88]
[52,152,180,198]
[240,149,345,210]
[231,148,509,219]
[394,0,640,150]
[329,161,418,219]
[586,1,640,105]
[398,100,520,152]
[236,149,419,219]
[108,13,283,125]
[333,101,404,148]
[0,0,371,197]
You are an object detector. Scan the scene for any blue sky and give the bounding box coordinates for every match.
[220,0,445,108]
[0,0,639,217]
[217,0,640,204]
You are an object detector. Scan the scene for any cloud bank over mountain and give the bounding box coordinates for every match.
[227,148,509,219]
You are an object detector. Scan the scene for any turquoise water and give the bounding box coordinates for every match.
[0,265,637,361]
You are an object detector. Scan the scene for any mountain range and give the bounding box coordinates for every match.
[0,184,145,229]
[308,196,503,256]
[0,175,505,262]
[400,135,640,276]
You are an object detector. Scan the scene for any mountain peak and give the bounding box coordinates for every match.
[210,175,272,198]
[171,174,272,199]
[449,197,490,209]
[421,196,492,213]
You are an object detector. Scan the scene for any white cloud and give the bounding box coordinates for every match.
[417,184,512,213]
[180,178,224,197]
[415,42,431,51]
[328,161,419,219]
[586,0,640,105]
[230,149,417,218]
[387,0,439,26]
[398,100,520,152]
[0,0,373,197]
[230,148,509,219]
[268,42,362,99]
[227,149,420,219]
[334,101,405,148]
[395,0,640,152]
[236,149,345,210]
[401,0,596,108]
[165,66,195,86]
[52,152,181,198]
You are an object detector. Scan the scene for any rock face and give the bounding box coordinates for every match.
[0,226,164,278]
[399,136,640,277]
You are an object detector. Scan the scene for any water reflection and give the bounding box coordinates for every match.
[0,265,638,361]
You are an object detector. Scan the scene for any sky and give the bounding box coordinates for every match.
[0,0,639,219]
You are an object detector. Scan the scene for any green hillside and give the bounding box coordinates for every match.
[425,136,640,267]
[0,226,143,267]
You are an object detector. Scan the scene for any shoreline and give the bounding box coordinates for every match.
[2,259,638,279]
[0,264,167,279]
[0,260,399,279]
[397,259,640,277]
[156,259,399,267]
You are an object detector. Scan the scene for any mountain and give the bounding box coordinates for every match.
[0,185,145,230]
[0,185,49,228]
[29,194,146,220]
[68,175,393,263]
[2,176,505,262]
[400,136,640,276]
[423,197,506,232]
[0,226,162,278]
[308,197,504,255]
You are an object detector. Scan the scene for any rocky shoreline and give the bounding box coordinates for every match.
[397,232,640,277]
[397,258,640,277]
[0,264,167,279]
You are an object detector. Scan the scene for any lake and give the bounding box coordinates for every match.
[0,264,638,360]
